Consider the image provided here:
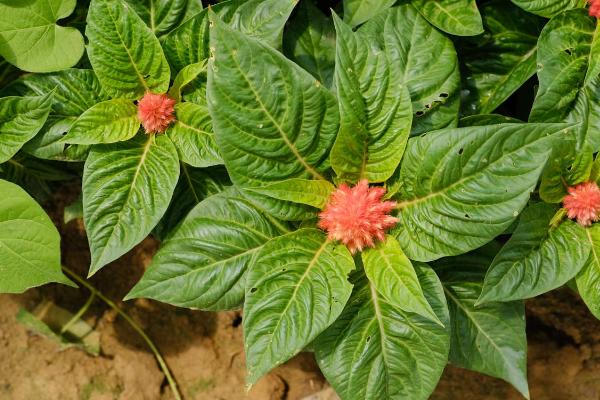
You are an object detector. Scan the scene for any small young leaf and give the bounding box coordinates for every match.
[168,61,207,102]
[0,179,74,293]
[411,0,483,37]
[245,179,335,209]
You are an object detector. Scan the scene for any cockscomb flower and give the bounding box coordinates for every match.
[590,0,600,17]
[318,180,398,254]
[563,181,600,226]
[137,92,176,133]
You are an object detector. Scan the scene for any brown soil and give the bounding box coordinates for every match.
[2,186,600,400]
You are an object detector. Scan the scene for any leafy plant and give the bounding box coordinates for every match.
[1,0,600,399]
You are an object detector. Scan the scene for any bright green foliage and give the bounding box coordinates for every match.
[511,0,587,17]
[342,0,396,27]
[411,0,483,36]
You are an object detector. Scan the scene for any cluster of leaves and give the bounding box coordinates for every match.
[1,0,599,399]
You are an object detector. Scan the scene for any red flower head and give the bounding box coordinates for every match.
[137,92,176,133]
[563,181,600,226]
[590,0,600,17]
[318,180,398,254]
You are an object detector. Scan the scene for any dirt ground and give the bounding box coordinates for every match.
[2,187,600,400]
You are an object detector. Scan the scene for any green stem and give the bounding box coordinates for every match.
[62,266,183,400]
[60,292,96,335]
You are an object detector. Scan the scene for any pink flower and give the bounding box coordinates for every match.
[318,180,398,254]
[590,0,600,17]
[563,181,600,226]
[137,92,176,133]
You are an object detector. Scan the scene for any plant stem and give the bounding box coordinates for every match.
[61,266,183,400]
[60,292,96,335]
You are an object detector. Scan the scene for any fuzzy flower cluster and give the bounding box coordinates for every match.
[318,180,398,254]
[563,181,600,226]
[137,92,176,133]
[590,0,600,17]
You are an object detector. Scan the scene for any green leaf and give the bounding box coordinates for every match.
[329,13,412,183]
[86,0,171,99]
[576,225,600,320]
[166,102,221,167]
[168,61,206,102]
[124,0,188,36]
[162,0,297,73]
[0,94,53,164]
[83,134,179,275]
[207,12,338,220]
[342,0,396,27]
[245,179,335,209]
[127,188,285,310]
[393,123,571,262]
[458,1,544,115]
[364,5,461,135]
[362,236,440,325]
[0,0,84,72]
[411,0,483,37]
[459,114,522,126]
[315,264,450,400]
[435,256,529,399]
[511,0,587,18]
[244,228,355,384]
[283,1,336,88]
[61,99,139,145]
[529,9,600,151]
[0,179,74,293]
[479,202,591,304]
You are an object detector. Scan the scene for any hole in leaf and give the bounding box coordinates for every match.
[366,336,371,343]
[458,148,464,155]
[440,92,449,98]
[250,287,257,293]
[415,111,424,116]
[465,214,470,219]
[281,268,287,272]
[232,314,242,328]
[565,48,573,55]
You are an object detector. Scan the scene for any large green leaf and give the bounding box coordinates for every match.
[283,0,336,88]
[124,0,188,36]
[362,235,439,324]
[83,134,179,275]
[0,0,84,72]
[244,178,335,209]
[166,102,221,167]
[329,13,412,183]
[529,9,600,151]
[458,1,544,115]
[342,0,396,27]
[126,188,286,310]
[479,202,591,303]
[244,228,354,384]
[315,264,450,400]
[576,225,600,320]
[0,179,74,293]
[162,0,297,73]
[61,99,140,145]
[86,0,171,99]
[365,5,461,135]
[392,123,570,262]
[411,0,483,37]
[511,0,587,18]
[207,12,338,220]
[435,254,529,399]
[0,94,53,164]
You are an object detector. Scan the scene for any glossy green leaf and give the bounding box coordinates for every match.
[168,61,206,102]
[283,1,335,88]
[0,179,74,293]
[86,0,171,99]
[0,94,53,163]
[166,102,221,167]
[22,117,81,161]
[162,0,297,73]
[127,188,286,310]
[0,0,84,72]
[244,228,354,384]
[125,0,188,36]
[458,1,544,115]
[315,264,450,400]
[459,114,522,126]
[343,0,395,27]
[479,202,591,303]
[511,0,587,18]
[245,179,335,209]
[83,134,179,275]
[529,9,600,151]
[435,256,529,399]
[207,12,338,220]
[362,236,439,324]
[330,13,412,183]
[393,123,571,262]
[411,0,483,37]
[62,99,139,145]
[576,225,600,320]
